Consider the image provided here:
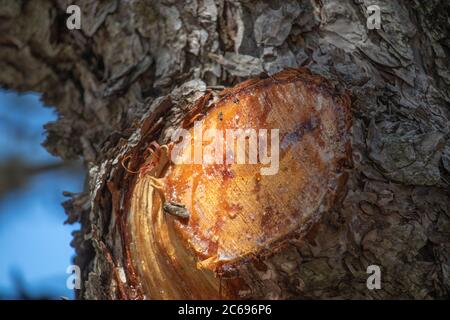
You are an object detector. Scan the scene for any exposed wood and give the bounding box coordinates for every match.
[126,69,351,299]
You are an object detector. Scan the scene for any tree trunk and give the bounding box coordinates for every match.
[0,0,449,299]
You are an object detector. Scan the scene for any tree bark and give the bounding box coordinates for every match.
[0,0,449,299]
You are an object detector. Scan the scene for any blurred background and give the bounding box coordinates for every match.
[0,90,84,299]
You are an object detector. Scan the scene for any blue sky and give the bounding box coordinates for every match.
[0,91,83,299]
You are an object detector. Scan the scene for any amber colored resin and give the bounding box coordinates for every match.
[127,68,351,299]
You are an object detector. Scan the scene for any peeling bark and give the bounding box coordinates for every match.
[0,0,449,299]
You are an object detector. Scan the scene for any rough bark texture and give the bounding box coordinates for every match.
[0,0,449,299]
